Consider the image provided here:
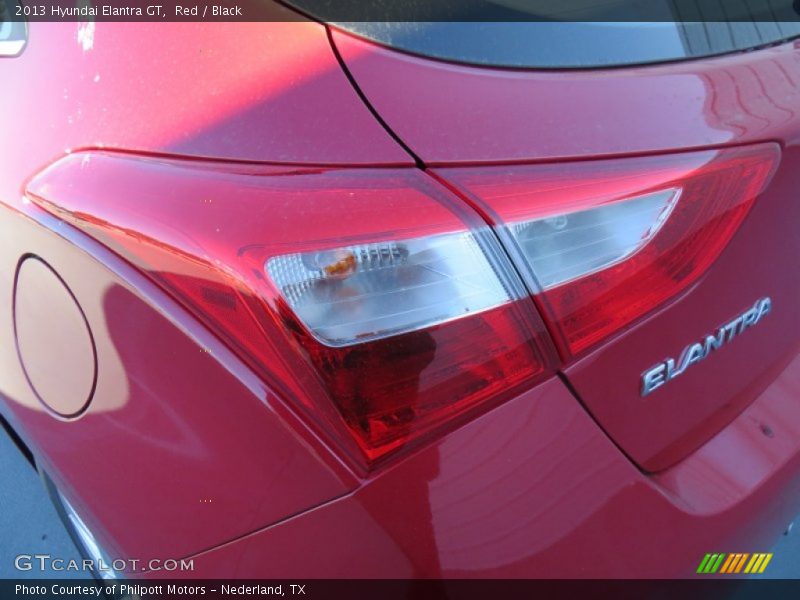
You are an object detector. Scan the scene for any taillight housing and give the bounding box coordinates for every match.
[27,143,778,469]
[436,143,780,357]
[27,153,556,469]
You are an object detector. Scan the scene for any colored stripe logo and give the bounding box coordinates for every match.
[697,553,773,574]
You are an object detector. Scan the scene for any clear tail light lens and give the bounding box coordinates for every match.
[27,153,555,468]
[436,143,780,357]
[266,231,511,347]
[508,187,680,290]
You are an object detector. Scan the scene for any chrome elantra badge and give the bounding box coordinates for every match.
[641,297,772,397]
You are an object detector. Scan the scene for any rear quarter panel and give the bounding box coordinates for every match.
[0,19,409,559]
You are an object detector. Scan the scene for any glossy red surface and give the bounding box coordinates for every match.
[0,19,410,172]
[0,16,406,561]
[0,16,799,578]
[0,204,355,560]
[173,353,800,578]
[332,31,800,164]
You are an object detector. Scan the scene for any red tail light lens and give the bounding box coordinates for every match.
[27,153,555,468]
[436,144,780,357]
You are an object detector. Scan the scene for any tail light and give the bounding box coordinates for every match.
[435,144,780,357]
[27,144,778,468]
[27,153,555,469]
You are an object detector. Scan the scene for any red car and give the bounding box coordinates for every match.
[1,3,800,579]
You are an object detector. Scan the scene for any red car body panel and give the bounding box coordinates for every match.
[332,31,800,164]
[0,18,398,562]
[1,16,799,579]
[0,202,356,560]
[0,20,410,169]
[171,354,800,578]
